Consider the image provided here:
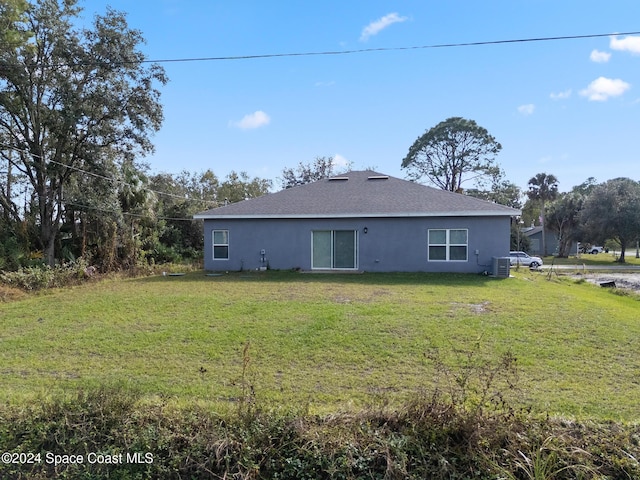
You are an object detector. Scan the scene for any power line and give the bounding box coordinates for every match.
[145,31,640,65]
[46,157,194,202]
[4,31,640,68]
[0,142,213,203]
[64,201,196,222]
[1,141,206,220]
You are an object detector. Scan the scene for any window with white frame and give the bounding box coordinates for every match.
[428,229,468,261]
[212,230,229,260]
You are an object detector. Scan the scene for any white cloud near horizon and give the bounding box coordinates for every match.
[518,104,535,115]
[610,35,640,54]
[360,13,408,42]
[230,110,271,129]
[550,89,572,100]
[333,154,350,168]
[590,49,611,63]
[580,77,631,101]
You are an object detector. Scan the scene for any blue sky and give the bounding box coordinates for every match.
[81,1,640,193]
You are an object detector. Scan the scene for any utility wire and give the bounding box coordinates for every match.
[46,157,196,202]
[146,31,640,65]
[2,29,637,203]
[3,31,639,68]
[64,201,196,222]
[0,142,214,203]
[0,144,207,220]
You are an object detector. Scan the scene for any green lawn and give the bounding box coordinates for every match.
[1,270,639,421]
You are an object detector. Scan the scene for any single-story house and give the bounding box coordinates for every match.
[194,171,520,273]
[522,226,578,256]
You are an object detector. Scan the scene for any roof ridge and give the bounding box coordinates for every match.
[194,171,521,218]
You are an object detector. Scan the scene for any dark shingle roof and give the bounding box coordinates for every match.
[194,171,520,219]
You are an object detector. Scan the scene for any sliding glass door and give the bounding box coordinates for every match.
[312,230,357,269]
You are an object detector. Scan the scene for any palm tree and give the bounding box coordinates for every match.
[527,173,559,256]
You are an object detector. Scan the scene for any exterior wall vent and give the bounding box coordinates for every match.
[367,175,389,180]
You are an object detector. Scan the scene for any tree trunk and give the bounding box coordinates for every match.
[618,240,626,263]
[557,236,568,257]
[38,185,60,267]
[40,210,56,266]
[540,204,547,256]
[5,159,11,221]
[44,234,56,267]
[81,213,87,258]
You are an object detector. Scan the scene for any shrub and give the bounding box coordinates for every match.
[1,385,639,479]
[0,234,24,271]
[2,342,638,479]
[0,258,92,290]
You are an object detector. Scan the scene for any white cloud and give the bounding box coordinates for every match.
[333,154,350,168]
[580,77,631,101]
[517,104,535,115]
[610,35,640,54]
[360,13,408,42]
[230,110,271,129]
[590,49,611,63]
[550,89,572,100]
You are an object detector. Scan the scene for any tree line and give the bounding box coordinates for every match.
[537,175,640,262]
[0,160,272,271]
[0,0,272,271]
[402,118,640,262]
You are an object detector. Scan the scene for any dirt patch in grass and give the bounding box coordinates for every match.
[574,273,640,293]
[0,284,27,302]
[450,301,492,314]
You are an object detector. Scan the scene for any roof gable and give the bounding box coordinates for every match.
[194,171,520,219]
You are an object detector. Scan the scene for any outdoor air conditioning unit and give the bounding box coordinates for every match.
[492,257,510,278]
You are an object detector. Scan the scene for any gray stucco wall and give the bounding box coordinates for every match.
[526,230,578,256]
[526,231,557,256]
[201,216,511,273]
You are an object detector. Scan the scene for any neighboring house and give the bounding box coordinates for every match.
[194,171,520,273]
[522,226,578,256]
[521,226,547,255]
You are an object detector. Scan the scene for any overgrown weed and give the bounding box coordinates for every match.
[502,435,595,480]
[0,259,201,292]
[1,354,639,479]
[0,258,93,290]
[423,338,521,419]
